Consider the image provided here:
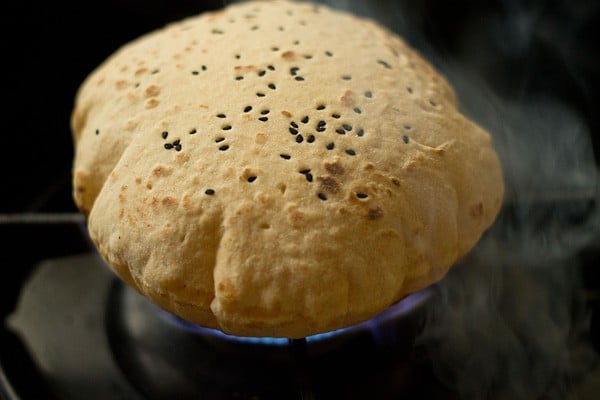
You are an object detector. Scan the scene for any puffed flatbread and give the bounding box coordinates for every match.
[71,0,504,338]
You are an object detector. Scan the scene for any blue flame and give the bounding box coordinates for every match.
[158,288,433,346]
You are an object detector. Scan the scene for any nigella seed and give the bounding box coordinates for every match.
[318,192,328,201]
[272,47,279,51]
[151,69,159,74]
[403,135,410,144]
[164,143,173,149]
[343,124,352,131]
[354,107,362,114]
[406,87,413,94]
[326,142,335,150]
[403,124,412,131]
[341,75,351,81]
[331,113,340,119]
[205,189,215,195]
[295,76,305,81]
[356,192,368,199]
[257,92,266,97]
[259,117,268,122]
[325,51,333,57]
[222,125,232,131]
[244,106,253,112]
[162,131,168,139]
[307,135,315,143]
[236,76,244,81]
[318,120,326,127]
[192,70,199,75]
[174,144,182,152]
[316,126,326,132]
[299,169,311,175]
[316,105,325,110]
[301,116,309,124]
[365,91,373,98]
[258,70,266,77]
[289,127,299,135]
[261,110,270,115]
[235,54,241,59]
[268,83,276,90]
[296,134,304,143]
[290,121,299,129]
[247,176,257,183]
[304,54,313,59]
[267,65,275,71]
[217,114,226,118]
[345,149,356,156]
[215,137,225,143]
[357,129,365,137]
[189,129,197,135]
[219,144,230,151]
[173,139,181,146]
[429,100,438,107]
[202,65,207,71]
[280,154,291,160]
[212,29,224,34]
[95,129,100,135]
[305,173,313,182]
[290,67,299,76]
[336,128,346,135]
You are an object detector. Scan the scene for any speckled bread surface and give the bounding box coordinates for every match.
[71,0,504,338]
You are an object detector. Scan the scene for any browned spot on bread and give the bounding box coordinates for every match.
[318,176,339,193]
[324,160,345,175]
[218,278,237,301]
[281,110,292,118]
[134,67,148,77]
[282,50,295,60]
[234,65,256,71]
[470,202,484,218]
[144,85,160,98]
[115,80,128,90]
[161,196,177,207]
[286,204,306,226]
[152,165,172,177]
[367,207,383,220]
[391,177,401,186]
[340,90,355,106]
[145,98,160,109]
[135,177,142,185]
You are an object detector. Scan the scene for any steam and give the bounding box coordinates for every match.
[415,65,599,399]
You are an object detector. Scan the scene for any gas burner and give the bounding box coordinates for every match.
[5,252,442,400]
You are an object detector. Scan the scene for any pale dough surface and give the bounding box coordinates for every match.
[71,0,504,338]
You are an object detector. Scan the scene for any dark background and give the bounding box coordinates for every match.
[0,0,598,213]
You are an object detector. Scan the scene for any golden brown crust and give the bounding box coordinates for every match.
[72,0,504,338]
